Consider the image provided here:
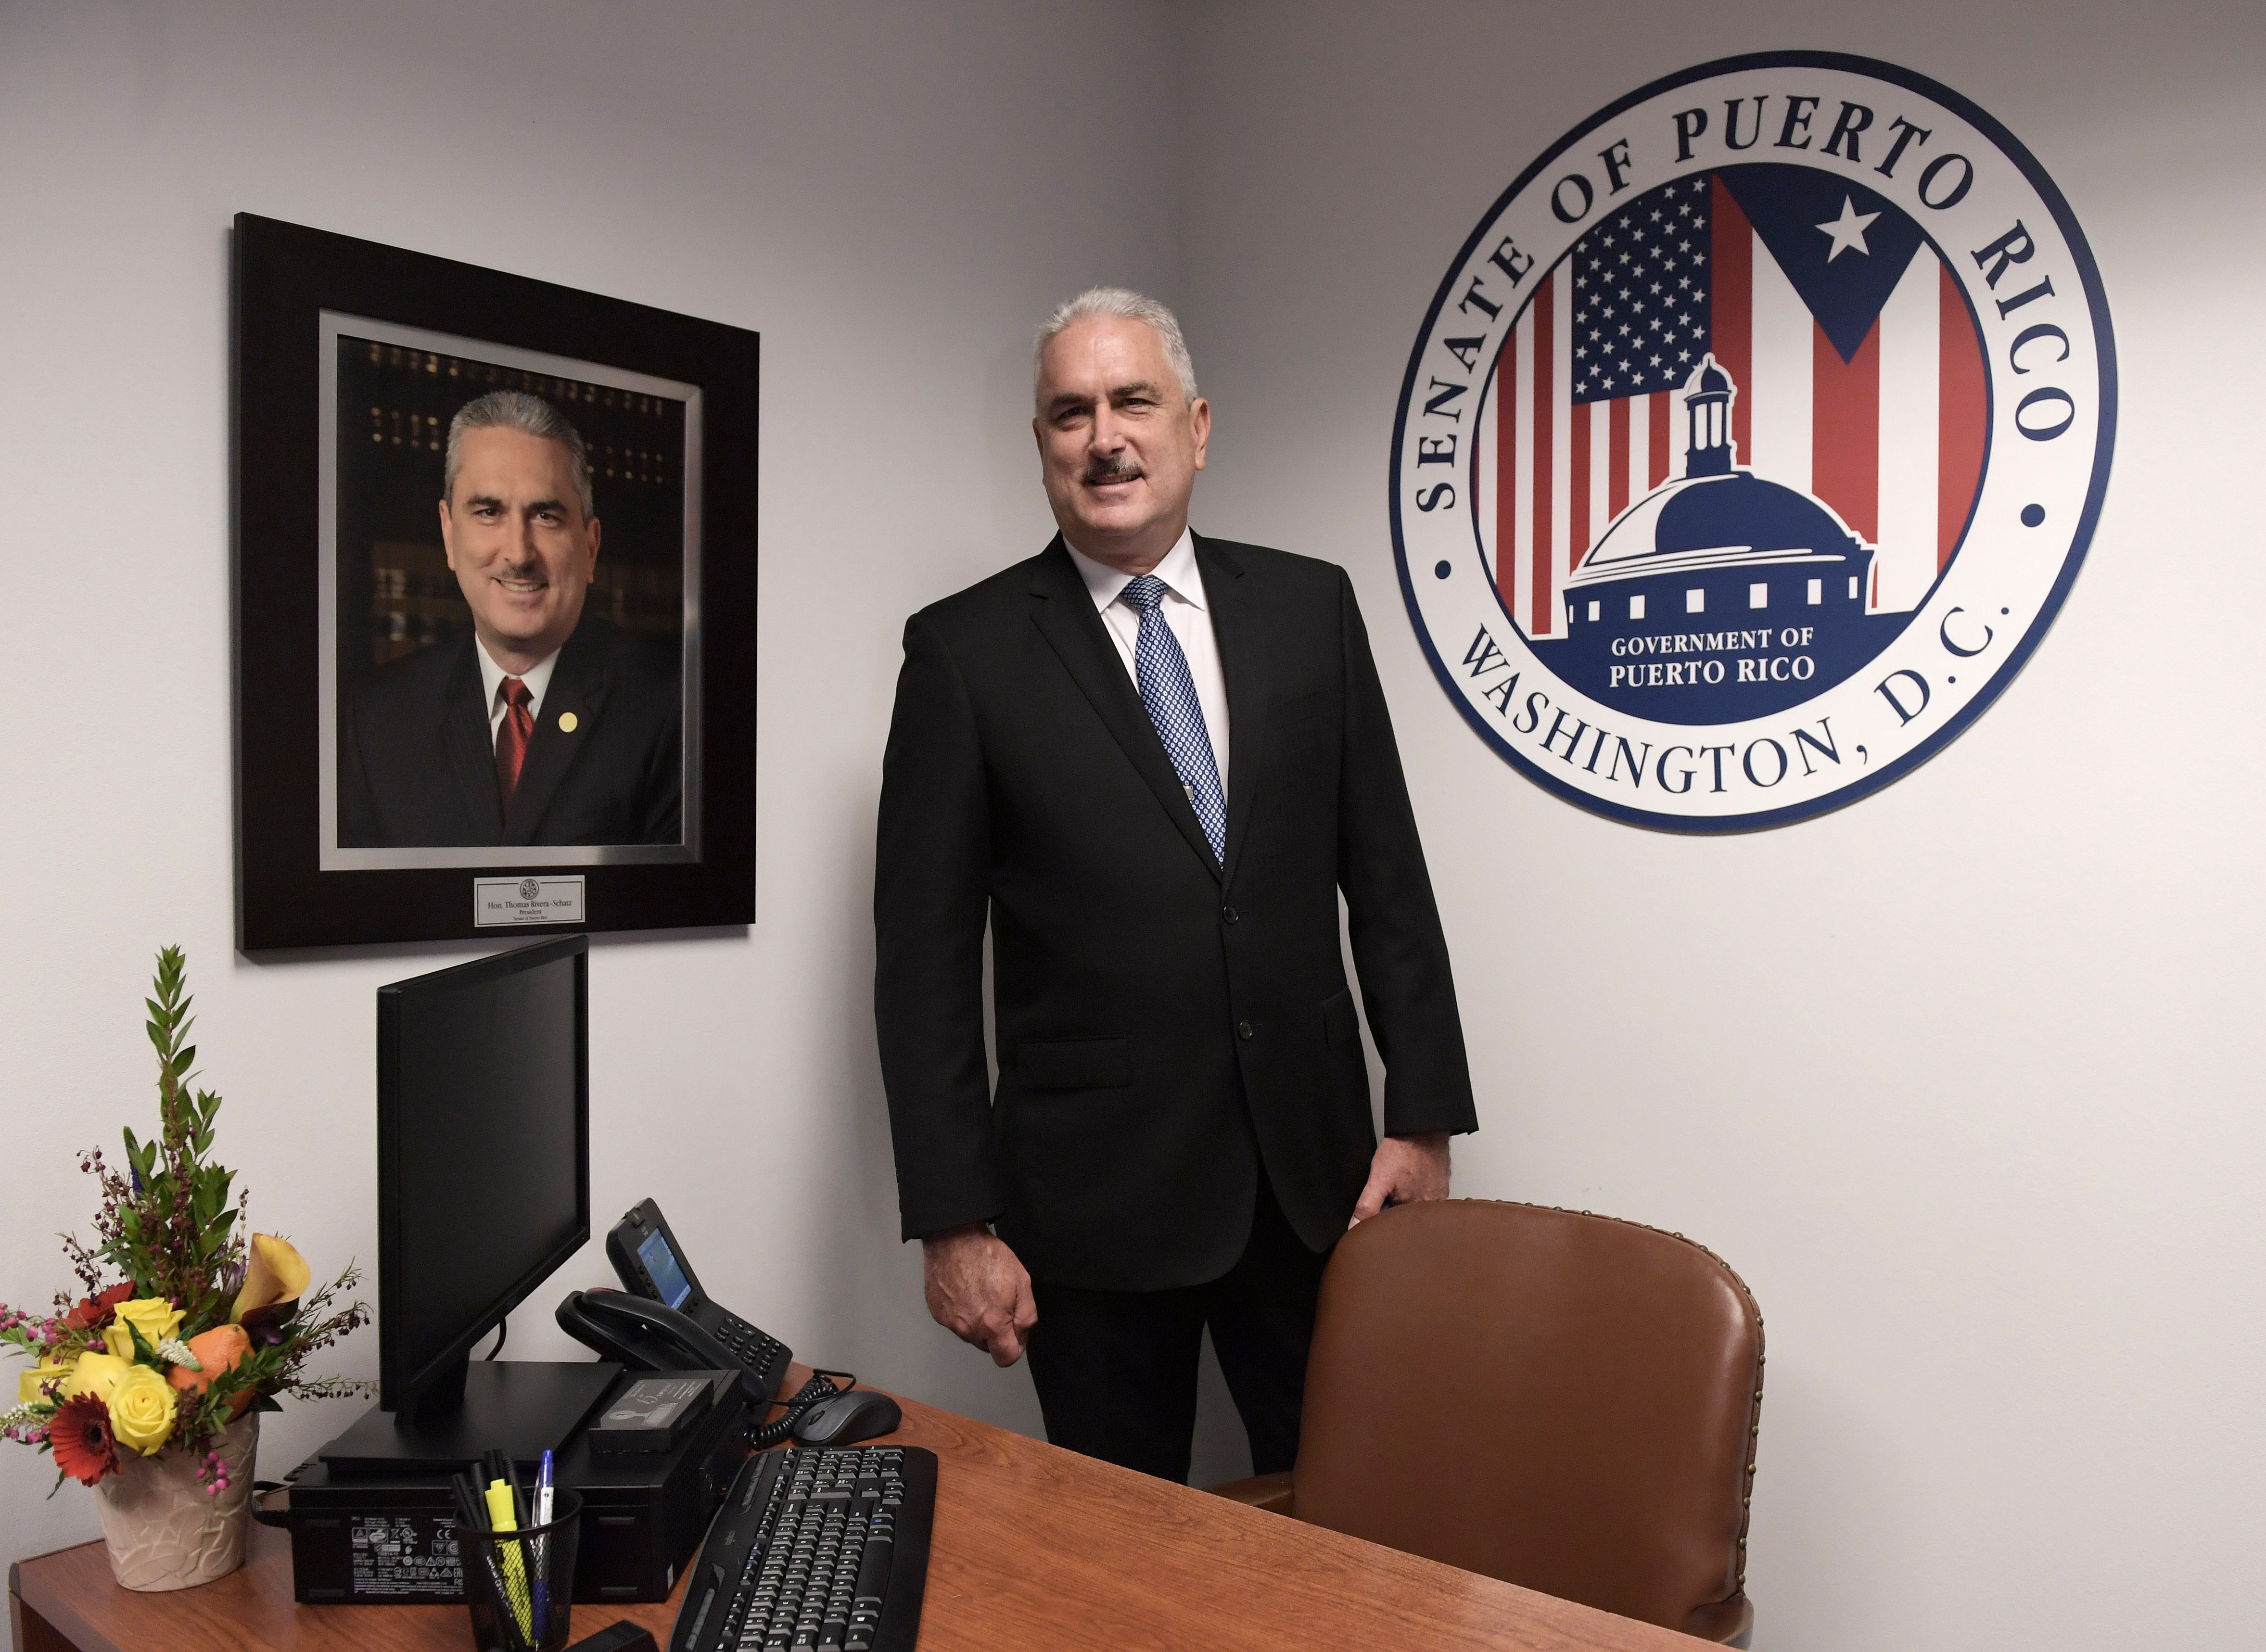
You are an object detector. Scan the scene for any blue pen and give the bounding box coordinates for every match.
[532,1449,555,1637]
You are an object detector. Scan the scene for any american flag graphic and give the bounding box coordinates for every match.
[1476,166,1988,641]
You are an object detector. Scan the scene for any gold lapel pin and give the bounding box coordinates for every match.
[558,712,580,733]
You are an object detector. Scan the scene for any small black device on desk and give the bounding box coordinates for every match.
[564,1198,792,1403]
[588,1375,715,1458]
[566,1626,660,1652]
[670,1446,936,1652]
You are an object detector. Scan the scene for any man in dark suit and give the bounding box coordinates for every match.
[875,290,1476,1482]
[338,391,681,848]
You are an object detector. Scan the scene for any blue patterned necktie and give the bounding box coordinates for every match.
[1119,574,1226,865]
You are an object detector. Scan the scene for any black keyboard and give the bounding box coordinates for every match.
[709,1310,793,1402]
[670,1445,935,1652]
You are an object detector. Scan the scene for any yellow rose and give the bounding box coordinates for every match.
[107,1297,185,1359]
[108,1364,178,1455]
[65,1350,131,1403]
[16,1357,75,1406]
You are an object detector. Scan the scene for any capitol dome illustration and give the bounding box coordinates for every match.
[1565,357,1873,625]
[1543,356,1896,725]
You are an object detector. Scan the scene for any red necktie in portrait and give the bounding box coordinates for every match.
[496,677,534,811]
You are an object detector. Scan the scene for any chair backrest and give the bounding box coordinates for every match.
[1290,1200,1762,1634]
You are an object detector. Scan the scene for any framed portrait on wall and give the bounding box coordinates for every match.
[233,215,757,949]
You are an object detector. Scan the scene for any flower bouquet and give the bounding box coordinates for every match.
[2,948,369,1589]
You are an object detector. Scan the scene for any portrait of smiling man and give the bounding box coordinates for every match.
[339,389,683,849]
[875,289,1477,1483]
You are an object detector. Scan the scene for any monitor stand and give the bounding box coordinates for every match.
[318,1359,622,1477]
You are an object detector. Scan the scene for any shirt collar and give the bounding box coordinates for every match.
[1064,528,1205,613]
[474,633,563,712]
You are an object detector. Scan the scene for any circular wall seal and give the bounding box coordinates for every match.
[1390,52,2114,829]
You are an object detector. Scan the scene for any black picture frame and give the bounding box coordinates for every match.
[233,214,756,950]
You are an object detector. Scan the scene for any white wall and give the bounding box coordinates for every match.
[1176,2,2266,1648]
[3,2,2262,1646]
[0,0,1189,1574]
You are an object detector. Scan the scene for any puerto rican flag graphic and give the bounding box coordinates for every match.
[1475,166,1988,641]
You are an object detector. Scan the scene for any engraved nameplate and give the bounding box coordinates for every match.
[473,875,586,927]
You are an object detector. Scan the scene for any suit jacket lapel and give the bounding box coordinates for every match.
[502,625,611,845]
[1025,538,1222,881]
[1195,533,1269,890]
[440,636,506,842]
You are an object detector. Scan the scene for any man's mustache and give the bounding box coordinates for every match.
[1082,455,1145,486]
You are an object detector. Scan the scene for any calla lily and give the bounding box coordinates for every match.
[231,1234,310,1336]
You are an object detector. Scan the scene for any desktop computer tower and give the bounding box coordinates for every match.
[277,1369,752,1605]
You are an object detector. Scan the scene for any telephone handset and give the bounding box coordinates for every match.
[554,1197,792,1405]
[555,1289,764,1401]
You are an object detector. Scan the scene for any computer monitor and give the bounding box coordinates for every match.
[337,935,614,1471]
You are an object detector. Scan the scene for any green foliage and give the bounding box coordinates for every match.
[122,1318,158,1365]
[77,948,244,1333]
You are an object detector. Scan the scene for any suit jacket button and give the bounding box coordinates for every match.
[1221,906,1239,924]
[1236,1021,1253,1040]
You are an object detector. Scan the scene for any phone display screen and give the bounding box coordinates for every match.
[637,1229,695,1309]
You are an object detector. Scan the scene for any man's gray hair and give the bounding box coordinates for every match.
[442,389,596,520]
[1033,287,1200,407]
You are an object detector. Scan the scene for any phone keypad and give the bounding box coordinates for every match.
[718,1313,787,1372]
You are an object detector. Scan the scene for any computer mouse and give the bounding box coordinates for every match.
[791,1389,902,1447]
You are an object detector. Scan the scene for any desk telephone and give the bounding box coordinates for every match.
[556,1198,793,1406]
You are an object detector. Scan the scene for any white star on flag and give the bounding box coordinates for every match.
[1815,195,1881,263]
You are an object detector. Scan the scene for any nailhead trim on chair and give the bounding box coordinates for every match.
[1544,1201,1765,1599]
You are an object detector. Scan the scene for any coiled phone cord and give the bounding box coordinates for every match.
[751,1368,858,1449]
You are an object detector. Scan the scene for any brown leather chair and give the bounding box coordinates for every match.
[1211,1200,1763,1643]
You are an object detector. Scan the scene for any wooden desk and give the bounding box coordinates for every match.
[12,1381,1698,1652]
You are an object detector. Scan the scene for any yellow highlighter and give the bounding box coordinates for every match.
[485,1477,534,1640]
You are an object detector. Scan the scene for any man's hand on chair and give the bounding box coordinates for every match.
[1350,1131,1451,1226]
[921,1223,1038,1366]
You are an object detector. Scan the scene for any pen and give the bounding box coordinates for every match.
[531,1450,555,1638]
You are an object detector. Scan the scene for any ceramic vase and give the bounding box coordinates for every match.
[92,1411,260,1590]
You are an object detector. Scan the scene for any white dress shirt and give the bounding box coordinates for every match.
[474,635,563,750]
[1064,529,1231,798]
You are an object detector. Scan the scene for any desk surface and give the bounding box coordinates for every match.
[13,1376,1699,1652]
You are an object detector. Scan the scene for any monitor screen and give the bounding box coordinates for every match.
[378,937,588,1411]
[636,1228,695,1310]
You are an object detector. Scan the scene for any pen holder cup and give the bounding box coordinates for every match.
[460,1488,583,1652]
